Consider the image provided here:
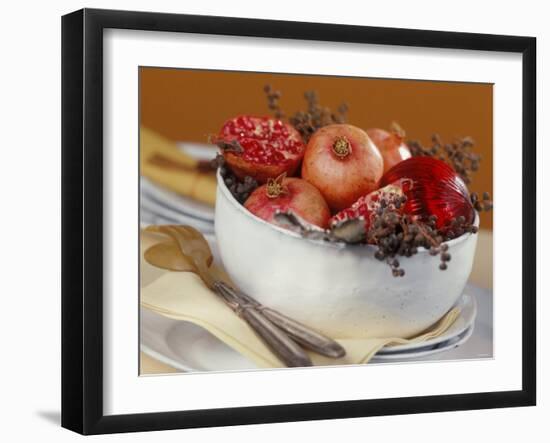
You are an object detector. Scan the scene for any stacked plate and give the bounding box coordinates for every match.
[140,291,486,372]
[140,141,217,234]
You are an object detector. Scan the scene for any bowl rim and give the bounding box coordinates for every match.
[215,168,479,252]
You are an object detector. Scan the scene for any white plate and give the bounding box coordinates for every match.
[176,141,218,162]
[140,192,215,233]
[140,177,215,222]
[141,312,254,372]
[371,325,475,361]
[140,207,179,226]
[140,293,478,373]
[377,292,476,354]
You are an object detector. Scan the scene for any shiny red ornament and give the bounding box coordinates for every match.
[379,157,475,230]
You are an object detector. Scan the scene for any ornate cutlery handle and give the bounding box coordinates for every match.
[240,307,313,368]
[213,283,312,367]
[214,282,346,359]
[260,308,345,358]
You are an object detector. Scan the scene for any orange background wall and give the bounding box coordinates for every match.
[140,67,493,229]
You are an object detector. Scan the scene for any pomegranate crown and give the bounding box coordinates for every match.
[332,136,351,158]
[266,173,289,199]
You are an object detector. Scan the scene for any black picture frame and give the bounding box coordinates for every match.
[61,8,537,435]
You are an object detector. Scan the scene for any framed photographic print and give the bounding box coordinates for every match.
[61,8,536,435]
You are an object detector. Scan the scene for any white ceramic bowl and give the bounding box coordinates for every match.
[214,170,478,339]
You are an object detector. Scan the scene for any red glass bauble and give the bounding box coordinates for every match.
[379,157,475,230]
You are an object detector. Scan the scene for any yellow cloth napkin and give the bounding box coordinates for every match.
[140,231,461,368]
[140,126,217,206]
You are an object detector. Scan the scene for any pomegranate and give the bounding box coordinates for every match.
[330,180,409,232]
[380,157,475,231]
[367,127,411,174]
[217,115,305,183]
[244,174,330,229]
[301,124,384,212]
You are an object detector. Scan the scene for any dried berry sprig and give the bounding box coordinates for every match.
[365,193,481,276]
[408,134,482,185]
[441,215,479,241]
[470,191,493,212]
[263,84,285,119]
[289,91,349,143]
[264,85,349,143]
[211,154,259,203]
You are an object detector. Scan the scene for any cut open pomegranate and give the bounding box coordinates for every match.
[330,180,409,232]
[217,115,305,183]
